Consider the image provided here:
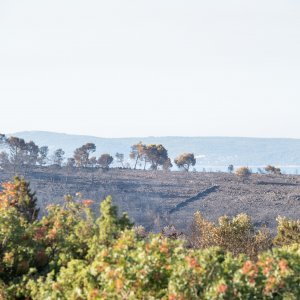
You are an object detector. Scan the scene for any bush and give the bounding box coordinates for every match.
[274,216,300,247]
[265,165,281,175]
[189,212,272,259]
[0,178,132,298]
[0,178,299,299]
[0,176,39,222]
[235,167,252,180]
[28,234,300,299]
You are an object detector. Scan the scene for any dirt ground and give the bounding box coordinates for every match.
[1,167,300,233]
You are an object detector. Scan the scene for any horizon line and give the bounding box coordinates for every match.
[7,130,300,141]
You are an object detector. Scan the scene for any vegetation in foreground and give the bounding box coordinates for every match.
[0,177,299,299]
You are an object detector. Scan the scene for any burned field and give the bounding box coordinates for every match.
[1,167,299,233]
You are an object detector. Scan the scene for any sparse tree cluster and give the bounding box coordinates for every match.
[0,134,291,176]
[0,135,117,171]
[72,144,114,169]
[129,142,172,170]
[0,135,49,171]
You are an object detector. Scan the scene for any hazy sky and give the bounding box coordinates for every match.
[0,0,300,138]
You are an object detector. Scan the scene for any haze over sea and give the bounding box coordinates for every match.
[7,131,300,175]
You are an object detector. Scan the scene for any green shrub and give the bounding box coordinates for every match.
[274,216,300,247]
[0,176,39,222]
[190,212,272,259]
[29,233,300,299]
[0,178,299,299]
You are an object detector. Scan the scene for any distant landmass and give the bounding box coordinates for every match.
[10,131,300,173]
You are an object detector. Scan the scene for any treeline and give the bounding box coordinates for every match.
[0,177,299,298]
[0,134,197,172]
[0,134,284,176]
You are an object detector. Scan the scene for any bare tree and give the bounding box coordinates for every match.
[129,142,145,169]
[37,146,49,166]
[115,152,125,168]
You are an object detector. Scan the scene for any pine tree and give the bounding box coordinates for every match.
[98,196,133,243]
[0,177,39,222]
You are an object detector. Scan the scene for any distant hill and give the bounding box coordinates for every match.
[11,131,300,173]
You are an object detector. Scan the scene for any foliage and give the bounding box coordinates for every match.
[2,137,40,171]
[162,157,173,171]
[174,153,196,171]
[0,176,39,222]
[265,165,282,175]
[235,166,252,180]
[129,142,145,169]
[37,146,49,166]
[5,136,26,168]
[73,143,96,167]
[130,142,171,170]
[0,135,48,169]
[0,178,134,298]
[274,216,300,247]
[0,178,299,299]
[66,157,76,168]
[90,195,133,249]
[190,212,272,259]
[21,141,39,167]
[98,154,114,169]
[51,148,65,166]
[28,235,300,300]
[228,164,234,173]
[143,144,170,170]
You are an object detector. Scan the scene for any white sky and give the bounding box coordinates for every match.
[0,0,300,138]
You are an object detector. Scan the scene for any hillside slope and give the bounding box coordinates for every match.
[0,167,299,233]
